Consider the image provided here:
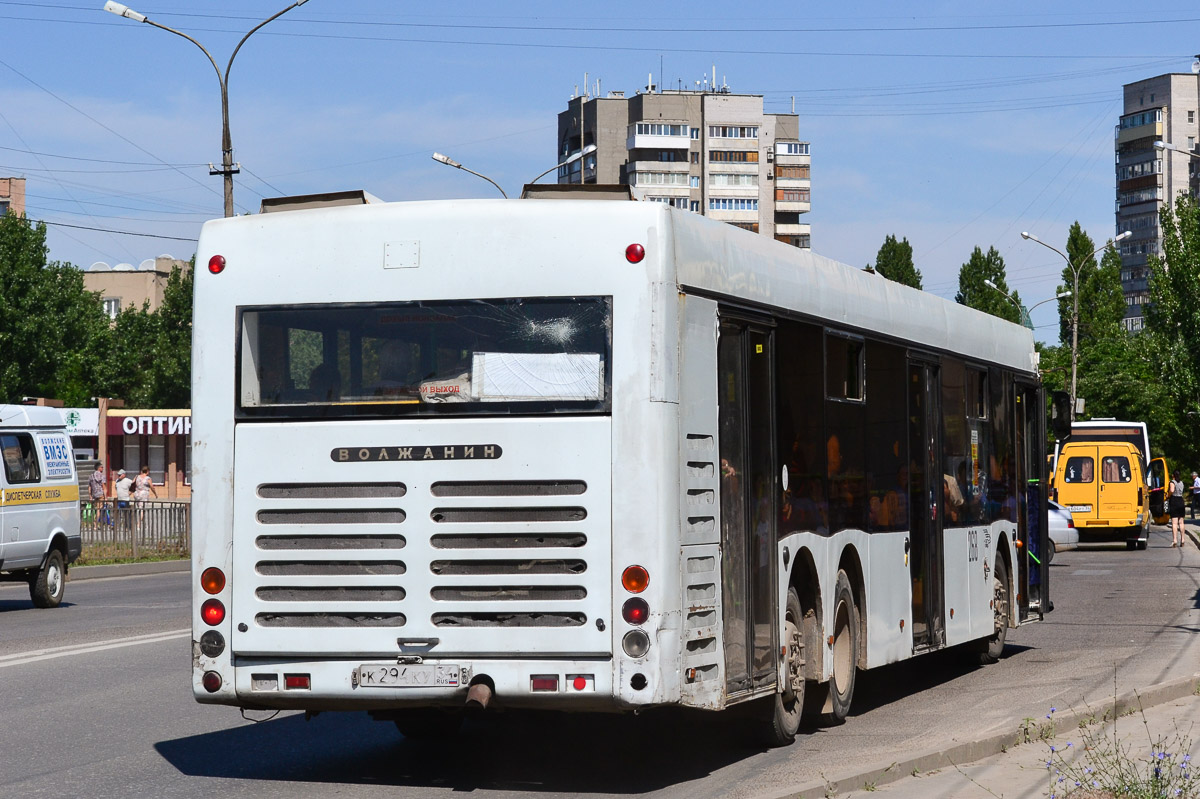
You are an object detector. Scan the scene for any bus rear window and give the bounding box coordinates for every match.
[237,297,612,416]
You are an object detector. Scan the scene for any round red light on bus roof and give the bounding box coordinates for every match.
[201,567,225,595]
[625,243,645,263]
[622,597,649,625]
[201,598,225,626]
[622,565,649,594]
[202,670,222,693]
[208,255,226,274]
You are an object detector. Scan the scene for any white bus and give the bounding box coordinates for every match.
[191,197,1048,744]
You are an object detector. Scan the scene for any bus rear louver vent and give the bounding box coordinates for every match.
[430,507,585,523]
[255,613,406,628]
[256,586,405,602]
[430,586,586,601]
[256,534,406,550]
[257,560,406,576]
[257,509,405,525]
[430,481,586,497]
[429,559,586,575]
[431,612,586,628]
[429,533,586,549]
[258,482,407,499]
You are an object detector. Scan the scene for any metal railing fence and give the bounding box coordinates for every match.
[80,500,190,560]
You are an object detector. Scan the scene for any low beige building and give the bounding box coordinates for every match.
[0,176,25,217]
[83,255,191,319]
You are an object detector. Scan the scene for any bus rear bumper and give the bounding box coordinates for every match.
[205,655,629,713]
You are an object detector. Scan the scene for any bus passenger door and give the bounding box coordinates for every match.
[717,319,778,697]
[907,360,944,650]
[1015,382,1048,619]
[1147,457,1168,524]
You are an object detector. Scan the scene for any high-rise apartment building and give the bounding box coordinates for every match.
[557,85,811,248]
[1116,71,1199,331]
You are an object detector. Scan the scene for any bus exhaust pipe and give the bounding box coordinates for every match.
[466,682,493,710]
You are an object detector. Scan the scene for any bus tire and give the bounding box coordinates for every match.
[760,586,805,746]
[29,549,65,609]
[826,569,858,724]
[393,708,463,740]
[974,557,1009,664]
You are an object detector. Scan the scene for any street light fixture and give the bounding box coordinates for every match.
[1020,229,1131,421]
[981,279,1070,329]
[526,144,598,185]
[103,0,311,217]
[431,152,508,199]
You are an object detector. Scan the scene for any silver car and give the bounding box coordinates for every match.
[1047,500,1078,562]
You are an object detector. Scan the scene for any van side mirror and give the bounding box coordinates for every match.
[1050,391,1071,441]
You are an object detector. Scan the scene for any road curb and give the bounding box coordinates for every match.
[757,674,1200,799]
[67,559,189,581]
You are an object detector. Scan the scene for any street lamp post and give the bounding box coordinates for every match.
[104,0,310,218]
[981,279,1070,329]
[431,152,508,199]
[1020,230,1131,420]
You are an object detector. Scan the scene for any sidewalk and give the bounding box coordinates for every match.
[68,559,189,581]
[760,526,1200,799]
[829,685,1200,799]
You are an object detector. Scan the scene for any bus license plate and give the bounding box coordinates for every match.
[355,664,460,688]
[1068,505,1092,513]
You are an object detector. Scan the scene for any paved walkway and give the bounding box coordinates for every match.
[837,689,1200,798]
[764,523,1200,799]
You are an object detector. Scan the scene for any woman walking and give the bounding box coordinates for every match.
[1169,471,1187,547]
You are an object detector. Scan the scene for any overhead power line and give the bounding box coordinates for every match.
[29,218,198,242]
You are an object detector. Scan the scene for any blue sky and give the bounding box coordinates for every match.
[2,1,1197,341]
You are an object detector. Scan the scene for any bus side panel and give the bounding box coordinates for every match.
[862,532,911,668]
[677,294,726,709]
[191,232,239,705]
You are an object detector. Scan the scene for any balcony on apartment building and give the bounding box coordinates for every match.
[774,187,811,213]
[1115,109,1162,146]
[773,140,811,164]
[627,122,691,152]
[706,196,759,222]
[774,219,811,237]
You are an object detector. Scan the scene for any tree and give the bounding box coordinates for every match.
[0,214,111,405]
[1056,222,1102,345]
[955,246,1021,324]
[1145,192,1200,465]
[871,235,922,289]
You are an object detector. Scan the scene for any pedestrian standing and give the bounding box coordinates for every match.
[114,468,133,509]
[88,462,108,525]
[133,465,158,506]
[1192,472,1200,520]
[1169,472,1186,547]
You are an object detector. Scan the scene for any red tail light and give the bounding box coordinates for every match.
[625,243,645,263]
[622,597,649,625]
[202,671,222,692]
[201,598,225,626]
[208,255,226,274]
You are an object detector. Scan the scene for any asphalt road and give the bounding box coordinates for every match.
[2,525,1197,799]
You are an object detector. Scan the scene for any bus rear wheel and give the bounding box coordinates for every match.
[825,569,858,724]
[760,586,805,746]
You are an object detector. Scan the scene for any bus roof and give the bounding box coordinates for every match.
[0,404,65,429]
[197,199,1039,376]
